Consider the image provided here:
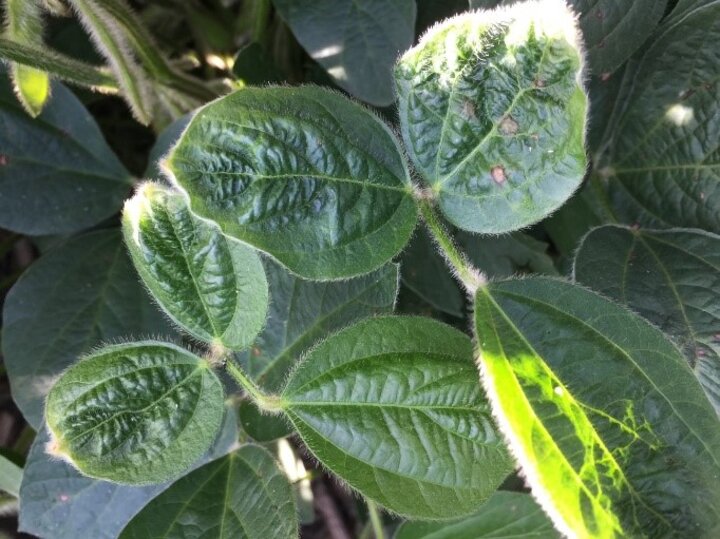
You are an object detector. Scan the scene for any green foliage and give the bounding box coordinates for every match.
[167,86,418,280]
[475,277,720,537]
[282,317,512,519]
[119,445,297,539]
[395,0,588,233]
[2,0,720,538]
[45,342,226,484]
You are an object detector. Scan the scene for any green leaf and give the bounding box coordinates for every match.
[574,225,720,415]
[166,86,418,280]
[119,445,298,539]
[145,113,192,179]
[395,1,588,234]
[272,0,415,106]
[402,227,556,317]
[0,76,132,235]
[232,42,284,85]
[239,260,399,392]
[282,316,512,519]
[238,400,293,442]
[19,407,238,539]
[0,454,22,498]
[123,183,269,350]
[4,0,51,116]
[394,491,559,539]
[474,277,720,537]
[2,229,173,429]
[45,341,225,485]
[598,2,720,232]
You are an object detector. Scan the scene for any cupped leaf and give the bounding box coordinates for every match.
[119,445,297,539]
[2,229,173,429]
[281,316,512,519]
[599,3,720,232]
[45,341,225,485]
[19,408,238,539]
[395,0,588,234]
[394,491,558,539]
[166,86,418,280]
[474,277,720,537]
[272,0,415,106]
[574,225,720,414]
[402,226,556,317]
[239,260,399,392]
[0,76,132,235]
[123,183,268,350]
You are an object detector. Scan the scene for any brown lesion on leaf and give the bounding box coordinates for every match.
[251,346,262,357]
[461,99,476,119]
[490,165,506,185]
[0,154,7,166]
[499,115,519,135]
[533,78,546,89]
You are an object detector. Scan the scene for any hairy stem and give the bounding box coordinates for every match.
[367,500,385,539]
[225,358,285,414]
[417,197,486,293]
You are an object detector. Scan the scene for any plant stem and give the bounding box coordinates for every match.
[417,198,486,293]
[225,358,285,414]
[367,500,385,539]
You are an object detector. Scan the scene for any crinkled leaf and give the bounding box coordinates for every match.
[119,445,297,539]
[599,3,720,232]
[19,408,238,539]
[272,0,415,106]
[474,277,720,537]
[574,225,720,414]
[123,183,268,350]
[402,227,556,317]
[0,76,132,235]
[282,316,512,519]
[394,491,558,539]
[395,0,588,234]
[238,260,399,392]
[45,341,225,485]
[2,229,173,429]
[167,86,418,280]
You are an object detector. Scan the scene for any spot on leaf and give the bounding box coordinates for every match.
[491,166,507,185]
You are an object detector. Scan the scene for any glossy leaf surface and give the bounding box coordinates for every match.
[395,1,587,233]
[574,225,720,414]
[475,277,720,537]
[402,226,556,317]
[0,76,132,235]
[120,445,297,539]
[599,2,720,232]
[394,491,558,539]
[272,0,415,106]
[19,409,238,539]
[123,183,268,349]
[238,260,399,392]
[167,86,417,280]
[2,229,172,429]
[282,317,512,519]
[45,342,225,484]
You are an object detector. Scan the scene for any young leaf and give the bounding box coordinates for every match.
[395,0,588,234]
[4,0,51,116]
[119,445,298,539]
[123,183,269,350]
[598,2,720,232]
[0,75,132,235]
[166,86,418,280]
[19,408,238,539]
[68,0,153,124]
[474,277,720,537]
[45,341,225,485]
[394,491,558,539]
[272,0,416,106]
[403,227,557,317]
[282,316,512,519]
[2,229,173,429]
[574,225,720,414]
[236,260,399,441]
